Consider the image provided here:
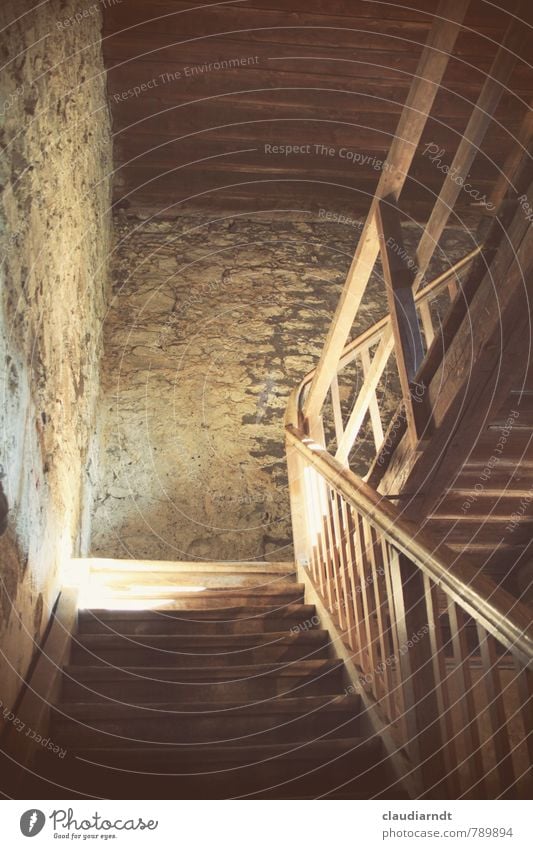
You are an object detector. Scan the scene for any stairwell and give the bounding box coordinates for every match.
[22,561,405,799]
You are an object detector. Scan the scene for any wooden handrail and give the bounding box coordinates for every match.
[285,419,533,668]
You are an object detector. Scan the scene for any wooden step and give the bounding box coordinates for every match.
[433,491,533,517]
[453,467,533,490]
[78,604,318,635]
[50,695,363,746]
[85,559,296,575]
[466,430,533,466]
[69,631,331,667]
[79,585,306,610]
[85,564,297,594]
[30,736,404,799]
[425,517,533,545]
[61,660,345,703]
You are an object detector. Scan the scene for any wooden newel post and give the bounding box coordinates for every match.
[285,429,310,570]
[389,551,448,797]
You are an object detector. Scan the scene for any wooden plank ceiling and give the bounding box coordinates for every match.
[102,0,533,217]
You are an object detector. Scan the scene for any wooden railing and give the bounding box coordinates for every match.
[304,246,481,475]
[285,408,533,798]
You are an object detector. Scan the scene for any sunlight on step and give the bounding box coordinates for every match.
[78,584,208,610]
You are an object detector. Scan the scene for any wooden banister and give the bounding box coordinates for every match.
[286,420,533,666]
[285,413,533,797]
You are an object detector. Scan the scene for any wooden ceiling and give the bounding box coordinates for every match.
[102,0,533,218]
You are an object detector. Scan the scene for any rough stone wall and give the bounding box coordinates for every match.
[90,212,474,563]
[0,0,112,719]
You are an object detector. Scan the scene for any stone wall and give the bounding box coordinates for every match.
[0,0,112,719]
[90,212,475,563]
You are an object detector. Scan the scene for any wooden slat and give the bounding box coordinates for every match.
[343,502,368,669]
[361,348,384,450]
[324,485,344,620]
[389,551,447,796]
[303,0,470,425]
[514,659,533,768]
[330,374,344,447]
[423,574,460,796]
[476,623,516,796]
[335,329,395,464]
[447,599,486,797]
[376,196,426,443]
[367,524,394,710]
[382,540,408,730]
[333,492,355,646]
[418,298,436,347]
[353,513,378,684]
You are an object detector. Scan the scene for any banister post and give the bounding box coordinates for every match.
[285,440,309,568]
[389,552,448,797]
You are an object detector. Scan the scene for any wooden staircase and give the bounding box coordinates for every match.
[22,561,405,799]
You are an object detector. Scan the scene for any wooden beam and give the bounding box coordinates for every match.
[335,328,395,465]
[376,196,426,443]
[303,0,470,426]
[412,8,528,292]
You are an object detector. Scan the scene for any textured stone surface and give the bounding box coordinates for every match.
[90,212,475,562]
[0,0,112,719]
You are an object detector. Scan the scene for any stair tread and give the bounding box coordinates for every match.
[67,735,381,764]
[79,603,315,621]
[73,631,327,648]
[64,659,343,680]
[89,583,304,596]
[54,694,360,719]
[85,559,296,573]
